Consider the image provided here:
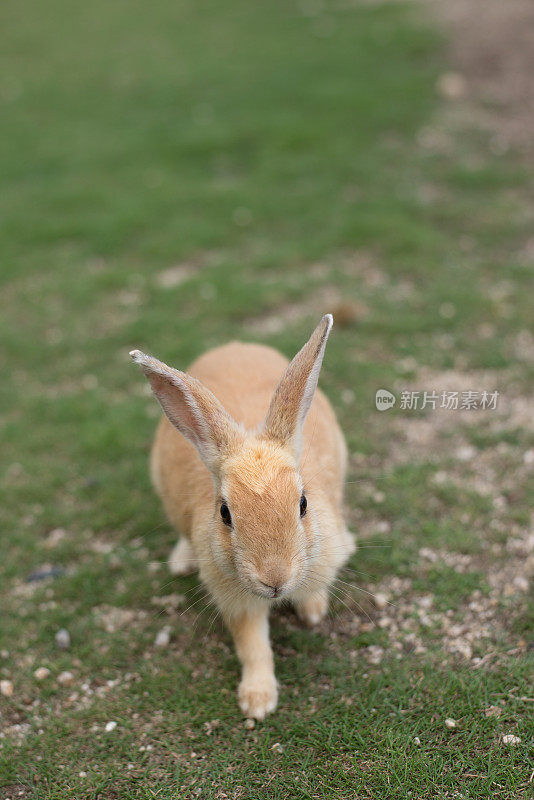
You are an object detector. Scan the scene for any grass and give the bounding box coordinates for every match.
[1,0,533,797]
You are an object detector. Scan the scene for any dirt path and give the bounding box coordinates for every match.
[429,0,534,160]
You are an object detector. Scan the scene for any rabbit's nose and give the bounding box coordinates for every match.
[259,580,283,597]
[257,563,292,596]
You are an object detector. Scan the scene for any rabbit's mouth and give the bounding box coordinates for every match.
[245,580,287,600]
[256,580,285,599]
[244,569,305,600]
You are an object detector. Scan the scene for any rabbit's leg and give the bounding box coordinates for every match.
[344,528,357,558]
[226,606,278,719]
[168,537,198,575]
[294,589,329,626]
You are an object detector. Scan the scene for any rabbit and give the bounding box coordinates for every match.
[130,314,355,719]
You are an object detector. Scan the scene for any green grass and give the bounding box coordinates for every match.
[1,0,533,798]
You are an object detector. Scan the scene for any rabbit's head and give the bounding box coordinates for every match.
[130,315,332,600]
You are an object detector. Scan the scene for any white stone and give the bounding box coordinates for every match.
[513,576,529,592]
[502,734,521,746]
[44,528,66,548]
[57,671,75,686]
[366,645,384,664]
[34,667,51,681]
[373,592,389,610]
[0,680,13,697]
[154,626,171,648]
[456,445,475,462]
[445,718,457,729]
[437,72,467,99]
[375,521,391,534]
[105,721,118,732]
[419,547,439,562]
[55,629,71,650]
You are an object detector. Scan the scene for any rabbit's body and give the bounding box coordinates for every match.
[132,317,354,718]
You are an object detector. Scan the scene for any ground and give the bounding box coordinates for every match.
[0,0,533,798]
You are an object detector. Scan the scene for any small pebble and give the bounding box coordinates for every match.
[79,771,87,778]
[0,679,13,697]
[437,72,467,100]
[373,592,389,610]
[513,576,529,593]
[445,718,457,729]
[27,566,64,583]
[203,719,221,735]
[456,445,475,462]
[105,721,118,732]
[34,667,51,681]
[57,671,75,686]
[271,742,284,753]
[413,736,421,745]
[366,645,384,665]
[45,528,66,548]
[331,300,367,327]
[375,520,390,534]
[244,718,255,730]
[55,629,71,650]
[502,734,521,746]
[154,626,171,648]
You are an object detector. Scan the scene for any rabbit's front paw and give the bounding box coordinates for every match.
[168,538,198,575]
[238,673,278,720]
[295,591,328,626]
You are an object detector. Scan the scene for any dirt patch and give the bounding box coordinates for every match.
[349,359,534,666]
[386,366,533,466]
[244,284,369,336]
[428,0,534,159]
[0,785,31,800]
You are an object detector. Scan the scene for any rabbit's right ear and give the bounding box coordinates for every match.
[130,350,242,472]
[263,314,333,459]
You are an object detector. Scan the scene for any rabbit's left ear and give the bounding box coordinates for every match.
[130,350,242,472]
[263,314,333,459]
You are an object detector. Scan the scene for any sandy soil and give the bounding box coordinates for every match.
[429,0,534,159]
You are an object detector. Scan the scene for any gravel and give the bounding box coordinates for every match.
[55,628,71,650]
[57,671,75,686]
[34,667,51,681]
[154,626,171,648]
[502,734,522,745]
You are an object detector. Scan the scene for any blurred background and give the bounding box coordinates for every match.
[1,0,532,797]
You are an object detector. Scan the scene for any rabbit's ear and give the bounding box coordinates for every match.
[263,314,333,458]
[130,350,242,472]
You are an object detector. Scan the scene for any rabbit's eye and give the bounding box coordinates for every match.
[220,501,232,527]
[299,494,307,518]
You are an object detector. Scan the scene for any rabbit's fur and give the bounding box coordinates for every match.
[131,315,355,718]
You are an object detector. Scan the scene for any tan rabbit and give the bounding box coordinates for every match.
[130,314,355,719]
